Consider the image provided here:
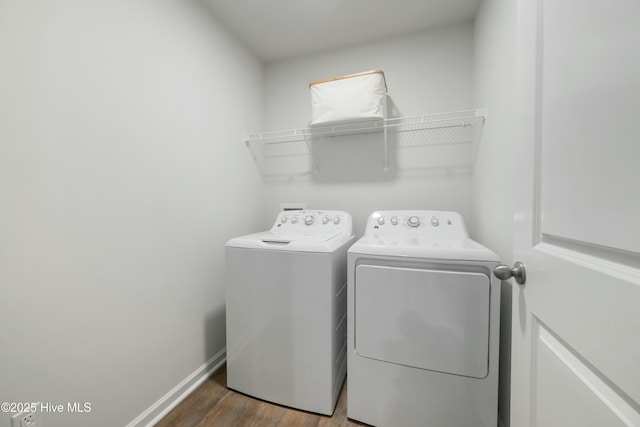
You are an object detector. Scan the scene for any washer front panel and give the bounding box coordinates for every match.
[355,264,490,378]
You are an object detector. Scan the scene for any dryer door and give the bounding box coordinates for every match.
[355,265,490,378]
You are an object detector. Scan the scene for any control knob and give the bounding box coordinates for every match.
[322,216,330,224]
[291,216,298,224]
[377,217,385,225]
[333,216,341,225]
[431,217,439,226]
[407,216,420,227]
[305,215,314,225]
[391,217,398,225]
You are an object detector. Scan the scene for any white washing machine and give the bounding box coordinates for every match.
[347,210,500,427]
[225,210,354,415]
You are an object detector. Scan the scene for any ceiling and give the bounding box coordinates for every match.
[204,0,482,61]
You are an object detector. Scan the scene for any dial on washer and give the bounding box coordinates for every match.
[407,216,420,227]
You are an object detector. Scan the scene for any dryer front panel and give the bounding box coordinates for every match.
[354,265,490,378]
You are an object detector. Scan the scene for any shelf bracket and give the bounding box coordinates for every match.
[303,134,319,173]
[383,125,388,172]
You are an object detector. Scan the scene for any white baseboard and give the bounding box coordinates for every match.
[126,348,226,427]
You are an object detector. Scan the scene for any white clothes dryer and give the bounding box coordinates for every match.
[347,210,500,427]
[225,210,354,415]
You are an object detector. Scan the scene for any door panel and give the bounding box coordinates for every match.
[354,265,490,378]
[533,322,640,427]
[539,0,640,253]
[512,0,640,426]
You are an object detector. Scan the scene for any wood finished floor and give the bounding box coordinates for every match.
[155,364,368,427]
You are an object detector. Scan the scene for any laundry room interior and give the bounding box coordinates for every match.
[2,0,638,426]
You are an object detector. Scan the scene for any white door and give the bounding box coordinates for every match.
[511,0,640,426]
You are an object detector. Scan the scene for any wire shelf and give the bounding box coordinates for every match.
[245,108,485,175]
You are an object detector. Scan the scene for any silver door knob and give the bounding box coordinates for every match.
[493,261,526,284]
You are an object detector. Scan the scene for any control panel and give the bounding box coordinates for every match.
[271,210,352,235]
[365,210,468,238]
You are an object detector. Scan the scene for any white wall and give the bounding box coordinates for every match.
[472,0,517,425]
[262,23,477,235]
[0,1,264,426]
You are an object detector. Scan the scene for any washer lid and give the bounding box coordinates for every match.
[348,235,500,262]
[226,230,352,253]
[226,209,354,253]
